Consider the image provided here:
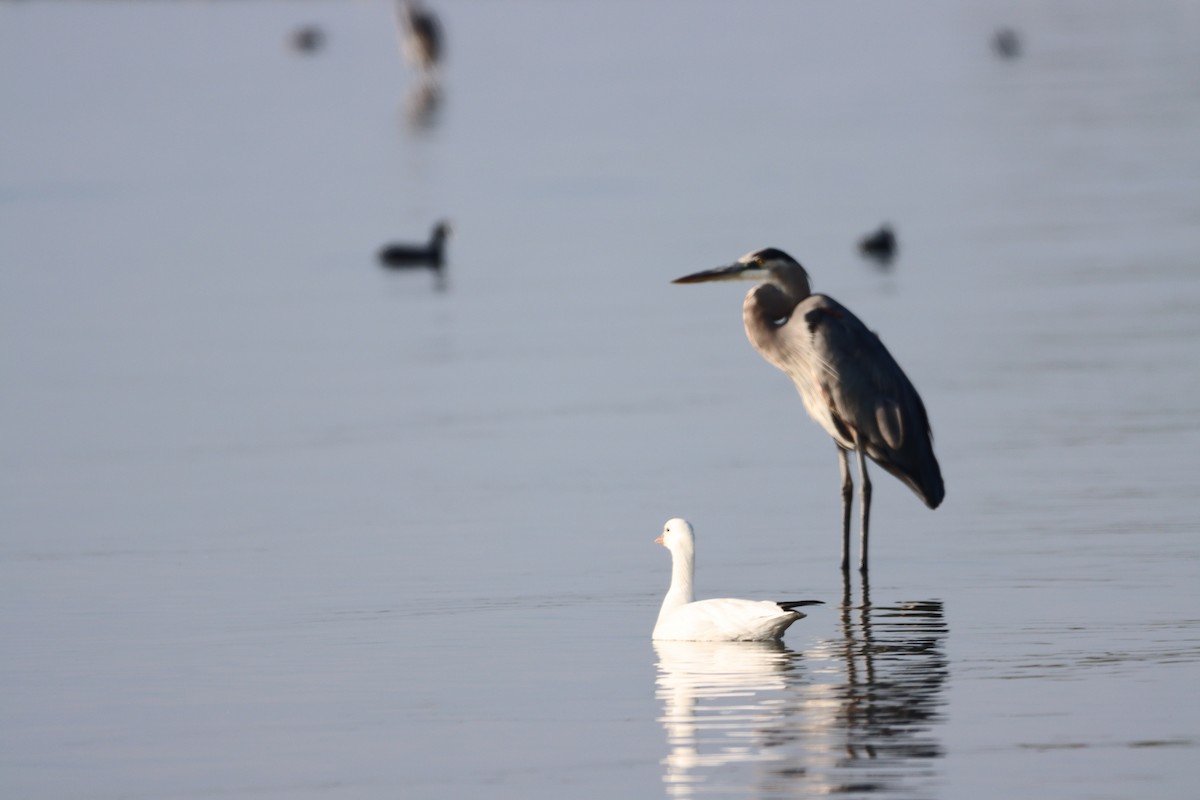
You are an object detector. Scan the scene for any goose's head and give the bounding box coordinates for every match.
[655,518,695,549]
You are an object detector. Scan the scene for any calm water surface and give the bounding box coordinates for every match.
[2,1,1199,798]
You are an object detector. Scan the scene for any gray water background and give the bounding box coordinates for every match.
[2,1,1199,797]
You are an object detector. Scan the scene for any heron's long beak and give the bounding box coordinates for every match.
[672,263,767,284]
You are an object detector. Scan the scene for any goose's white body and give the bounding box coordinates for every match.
[652,519,817,642]
[654,596,804,642]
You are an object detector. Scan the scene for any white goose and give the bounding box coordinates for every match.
[653,518,822,642]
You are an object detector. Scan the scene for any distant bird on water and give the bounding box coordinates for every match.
[378,221,451,280]
[673,248,944,573]
[992,28,1021,59]
[653,518,823,642]
[858,224,897,265]
[290,25,325,54]
[396,0,443,74]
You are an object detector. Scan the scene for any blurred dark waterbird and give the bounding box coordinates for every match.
[992,28,1021,59]
[397,0,443,73]
[290,25,325,54]
[378,221,451,271]
[858,224,897,265]
[674,248,943,573]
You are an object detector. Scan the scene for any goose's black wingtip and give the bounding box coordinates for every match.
[779,599,825,612]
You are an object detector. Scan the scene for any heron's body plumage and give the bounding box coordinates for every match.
[746,290,943,509]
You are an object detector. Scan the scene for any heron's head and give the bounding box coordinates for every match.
[655,518,695,549]
[672,248,811,297]
[432,221,452,240]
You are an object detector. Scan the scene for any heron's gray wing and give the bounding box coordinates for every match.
[790,295,943,507]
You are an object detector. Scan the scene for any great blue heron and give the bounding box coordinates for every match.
[396,0,443,74]
[673,248,944,573]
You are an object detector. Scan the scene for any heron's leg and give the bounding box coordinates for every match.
[856,448,872,573]
[838,446,853,572]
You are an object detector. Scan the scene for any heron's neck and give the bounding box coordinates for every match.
[776,268,812,301]
[657,547,695,624]
[743,285,799,371]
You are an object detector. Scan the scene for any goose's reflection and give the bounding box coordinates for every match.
[654,639,809,796]
[653,578,948,797]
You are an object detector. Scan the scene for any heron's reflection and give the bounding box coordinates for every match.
[802,579,948,794]
[653,577,948,797]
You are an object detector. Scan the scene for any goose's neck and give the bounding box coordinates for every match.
[656,546,695,625]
